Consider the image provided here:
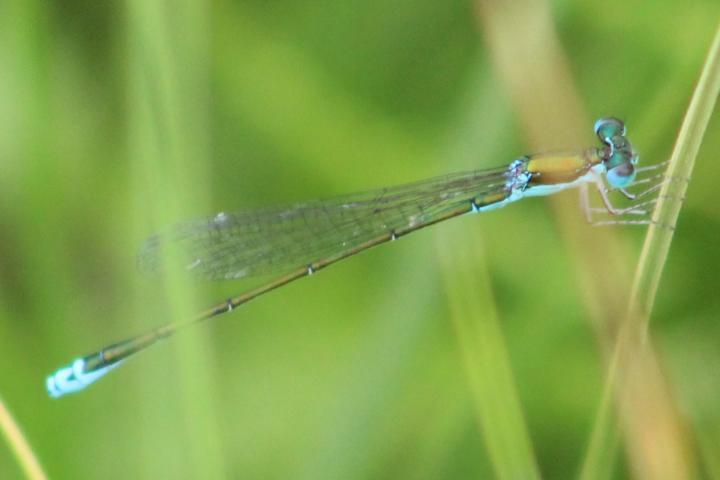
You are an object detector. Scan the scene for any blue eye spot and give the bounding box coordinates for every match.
[606,164,636,188]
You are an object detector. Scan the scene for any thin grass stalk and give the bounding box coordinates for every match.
[582,19,720,478]
[473,1,705,478]
[627,22,720,323]
[0,396,47,480]
[600,20,720,480]
[437,229,541,480]
[126,0,225,476]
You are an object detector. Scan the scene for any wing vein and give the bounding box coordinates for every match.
[137,166,511,280]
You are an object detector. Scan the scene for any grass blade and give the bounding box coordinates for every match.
[585,20,720,480]
[436,230,541,480]
[628,21,720,320]
[0,396,47,480]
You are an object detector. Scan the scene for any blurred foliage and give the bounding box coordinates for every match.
[0,1,718,479]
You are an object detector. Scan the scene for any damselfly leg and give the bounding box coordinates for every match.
[583,162,688,228]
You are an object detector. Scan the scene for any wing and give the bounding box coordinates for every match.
[137,166,511,280]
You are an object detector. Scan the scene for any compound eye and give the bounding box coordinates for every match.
[594,118,626,145]
[607,161,636,188]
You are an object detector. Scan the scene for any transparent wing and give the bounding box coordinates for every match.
[138,166,512,280]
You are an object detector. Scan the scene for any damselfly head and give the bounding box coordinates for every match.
[595,117,638,188]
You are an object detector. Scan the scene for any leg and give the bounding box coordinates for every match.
[613,173,688,200]
[593,178,654,216]
[583,169,683,228]
[635,160,668,173]
[579,183,594,223]
[580,176,648,223]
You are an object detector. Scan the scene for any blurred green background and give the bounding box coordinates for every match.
[1,1,719,478]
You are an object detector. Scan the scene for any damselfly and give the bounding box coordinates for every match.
[46,118,663,397]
